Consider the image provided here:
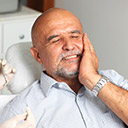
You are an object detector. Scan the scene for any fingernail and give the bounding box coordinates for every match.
[2,60,6,65]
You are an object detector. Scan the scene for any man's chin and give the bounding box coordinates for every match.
[53,64,80,79]
[66,73,79,79]
[54,70,79,79]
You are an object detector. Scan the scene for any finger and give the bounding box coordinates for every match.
[83,33,90,52]
[86,35,95,52]
[0,60,6,73]
[10,113,27,122]
[26,107,34,121]
[0,60,15,74]
[3,64,11,73]
[1,59,7,66]
[25,107,36,127]
[3,64,15,74]
[84,34,96,53]
[15,107,36,128]
[16,108,36,128]
[26,107,31,115]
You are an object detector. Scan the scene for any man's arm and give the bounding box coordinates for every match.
[79,33,128,125]
[98,81,128,125]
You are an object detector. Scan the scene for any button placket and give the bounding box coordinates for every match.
[75,94,93,128]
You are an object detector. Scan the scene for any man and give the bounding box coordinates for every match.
[0,8,128,128]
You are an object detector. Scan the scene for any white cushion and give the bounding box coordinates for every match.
[5,42,44,94]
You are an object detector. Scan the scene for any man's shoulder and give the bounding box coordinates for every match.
[7,80,45,111]
[0,80,45,123]
[99,69,124,80]
[99,69,121,76]
[14,80,45,101]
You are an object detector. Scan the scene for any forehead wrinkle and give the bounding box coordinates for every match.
[70,30,81,34]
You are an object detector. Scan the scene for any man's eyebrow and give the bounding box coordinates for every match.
[70,30,81,34]
[47,35,59,42]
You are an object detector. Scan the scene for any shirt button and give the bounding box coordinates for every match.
[78,93,84,97]
[59,84,63,88]
[86,118,91,123]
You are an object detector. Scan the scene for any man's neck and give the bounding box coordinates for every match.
[45,71,82,93]
[56,76,82,94]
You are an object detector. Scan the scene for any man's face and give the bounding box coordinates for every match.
[35,12,83,80]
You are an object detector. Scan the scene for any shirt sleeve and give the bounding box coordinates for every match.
[0,104,17,123]
[99,69,128,90]
[0,95,26,124]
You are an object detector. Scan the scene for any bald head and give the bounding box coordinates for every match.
[31,8,83,47]
[30,8,84,79]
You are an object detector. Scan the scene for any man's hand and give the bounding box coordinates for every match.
[0,107,36,128]
[78,34,128,125]
[0,59,15,90]
[79,33,101,90]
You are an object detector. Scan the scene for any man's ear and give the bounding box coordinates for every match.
[30,47,43,64]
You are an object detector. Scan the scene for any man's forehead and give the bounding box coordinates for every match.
[43,19,83,34]
[48,29,81,36]
[47,29,82,37]
[32,8,83,45]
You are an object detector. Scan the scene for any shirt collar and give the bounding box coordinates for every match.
[40,71,86,97]
[40,71,58,97]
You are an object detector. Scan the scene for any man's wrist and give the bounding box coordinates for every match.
[92,75,109,96]
[81,74,102,90]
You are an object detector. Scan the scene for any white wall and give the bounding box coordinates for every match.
[55,0,128,78]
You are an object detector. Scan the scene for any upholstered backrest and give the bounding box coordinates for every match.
[3,42,44,94]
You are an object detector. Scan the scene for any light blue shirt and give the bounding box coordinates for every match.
[0,70,128,128]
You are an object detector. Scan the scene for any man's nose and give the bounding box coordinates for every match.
[62,38,75,51]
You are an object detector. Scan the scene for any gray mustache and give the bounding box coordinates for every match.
[59,50,82,61]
